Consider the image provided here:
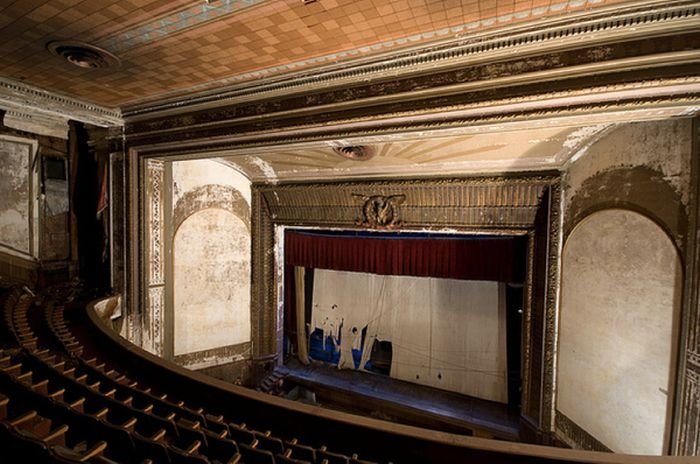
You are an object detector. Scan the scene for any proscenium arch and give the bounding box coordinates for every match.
[557,208,682,454]
[252,176,562,435]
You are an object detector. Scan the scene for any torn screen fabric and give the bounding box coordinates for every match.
[311,269,507,403]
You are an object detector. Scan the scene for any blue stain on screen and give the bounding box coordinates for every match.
[309,325,370,369]
[309,329,341,365]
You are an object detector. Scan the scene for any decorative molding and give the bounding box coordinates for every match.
[3,110,70,139]
[123,0,700,118]
[352,194,406,229]
[260,176,553,229]
[125,79,700,153]
[555,411,612,452]
[147,160,164,285]
[0,77,122,127]
[251,189,276,358]
[689,350,700,369]
[148,285,164,356]
[145,159,165,356]
[673,117,700,454]
[251,174,560,427]
[173,341,252,369]
[521,229,537,422]
[543,182,562,432]
[677,366,700,454]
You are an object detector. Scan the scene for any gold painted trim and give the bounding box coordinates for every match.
[251,174,561,441]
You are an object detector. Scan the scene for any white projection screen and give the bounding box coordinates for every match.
[311,269,507,403]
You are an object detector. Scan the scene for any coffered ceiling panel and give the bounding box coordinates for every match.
[0,0,630,108]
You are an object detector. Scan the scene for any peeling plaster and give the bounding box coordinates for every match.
[560,124,616,167]
[564,120,692,208]
[0,137,38,258]
[173,158,251,208]
[246,155,277,182]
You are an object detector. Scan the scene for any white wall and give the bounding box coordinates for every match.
[173,159,251,207]
[557,209,680,455]
[171,159,251,365]
[174,209,250,354]
[312,270,507,403]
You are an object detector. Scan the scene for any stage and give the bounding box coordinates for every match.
[277,359,520,440]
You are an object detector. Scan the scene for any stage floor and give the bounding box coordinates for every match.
[279,359,520,440]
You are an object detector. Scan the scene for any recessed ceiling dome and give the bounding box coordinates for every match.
[46,40,121,69]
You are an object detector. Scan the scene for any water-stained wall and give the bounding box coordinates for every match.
[0,135,37,258]
[556,119,692,454]
[559,209,680,454]
[169,159,251,371]
[0,119,72,285]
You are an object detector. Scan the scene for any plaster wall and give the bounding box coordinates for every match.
[0,136,37,258]
[557,119,691,453]
[564,119,691,207]
[174,208,250,355]
[171,160,251,367]
[172,159,251,209]
[558,209,680,454]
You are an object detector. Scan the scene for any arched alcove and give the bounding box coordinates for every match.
[173,208,251,359]
[557,209,681,454]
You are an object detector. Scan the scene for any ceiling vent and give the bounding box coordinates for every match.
[332,145,374,161]
[46,41,121,69]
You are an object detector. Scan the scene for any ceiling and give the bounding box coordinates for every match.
[215,124,613,182]
[0,0,630,109]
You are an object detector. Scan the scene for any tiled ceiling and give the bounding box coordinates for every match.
[0,0,631,109]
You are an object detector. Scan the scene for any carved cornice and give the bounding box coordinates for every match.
[128,79,700,157]
[125,28,700,143]
[258,175,555,231]
[123,0,700,119]
[2,110,69,140]
[0,78,122,127]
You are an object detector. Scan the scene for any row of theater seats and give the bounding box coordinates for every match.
[0,286,379,464]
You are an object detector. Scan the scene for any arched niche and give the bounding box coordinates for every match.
[557,209,681,455]
[173,208,251,357]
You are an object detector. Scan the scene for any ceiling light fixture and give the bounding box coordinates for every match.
[46,40,121,69]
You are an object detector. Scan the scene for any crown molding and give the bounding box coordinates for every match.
[122,0,700,119]
[2,110,70,139]
[0,78,123,127]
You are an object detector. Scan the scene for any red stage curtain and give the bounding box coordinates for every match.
[285,231,521,282]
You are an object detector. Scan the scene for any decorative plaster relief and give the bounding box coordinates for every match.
[145,159,165,355]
